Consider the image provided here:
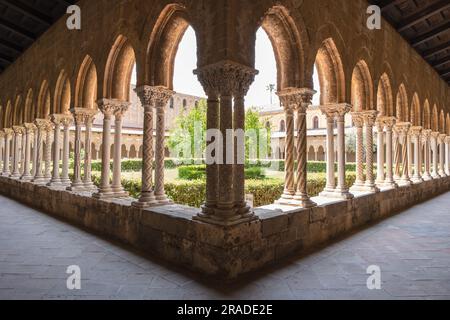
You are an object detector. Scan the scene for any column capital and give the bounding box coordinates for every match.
[409,126,422,137]
[135,85,175,109]
[50,113,71,125]
[34,119,51,130]
[277,87,316,113]
[96,99,130,118]
[377,116,396,129]
[351,112,365,128]
[394,122,411,137]
[445,136,450,144]
[24,123,37,133]
[0,130,4,138]
[12,126,24,134]
[422,129,432,137]
[438,134,447,143]
[320,103,352,119]
[3,128,13,137]
[431,131,441,139]
[362,110,378,126]
[194,60,258,97]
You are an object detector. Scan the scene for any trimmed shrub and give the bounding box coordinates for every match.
[178,165,266,180]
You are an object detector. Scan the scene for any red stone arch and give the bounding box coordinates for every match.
[410,93,421,126]
[3,100,12,128]
[396,84,408,122]
[75,55,98,109]
[13,95,22,126]
[24,89,34,123]
[423,99,431,129]
[54,70,71,114]
[376,73,393,117]
[37,80,51,119]
[431,104,438,131]
[439,110,445,133]
[351,60,374,111]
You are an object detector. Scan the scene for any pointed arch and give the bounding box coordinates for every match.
[410,93,421,126]
[24,89,34,123]
[104,35,136,101]
[259,5,305,90]
[396,84,408,122]
[37,80,51,119]
[13,95,22,126]
[75,55,98,109]
[431,104,438,131]
[376,73,393,117]
[423,99,431,129]
[3,100,12,128]
[54,70,71,114]
[351,60,374,111]
[446,113,450,135]
[315,38,346,104]
[439,109,445,133]
[145,4,191,89]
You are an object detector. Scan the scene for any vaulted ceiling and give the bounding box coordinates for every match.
[370,0,450,85]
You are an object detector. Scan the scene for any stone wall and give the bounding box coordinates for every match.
[1,175,449,279]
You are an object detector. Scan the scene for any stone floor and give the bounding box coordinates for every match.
[0,192,450,300]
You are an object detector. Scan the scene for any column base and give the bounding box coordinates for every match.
[350,184,378,193]
[60,177,72,185]
[320,188,354,200]
[132,192,159,208]
[32,177,50,185]
[422,173,432,181]
[379,179,398,189]
[411,176,424,184]
[83,182,98,192]
[194,210,257,227]
[155,194,174,205]
[431,173,440,179]
[398,178,412,187]
[47,178,62,187]
[277,193,317,208]
[1,172,11,177]
[10,172,21,179]
[438,171,447,178]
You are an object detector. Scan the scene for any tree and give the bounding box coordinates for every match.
[245,107,271,160]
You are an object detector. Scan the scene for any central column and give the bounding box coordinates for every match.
[43,122,53,181]
[320,104,353,199]
[431,132,440,178]
[382,117,397,188]
[278,98,296,201]
[375,119,385,186]
[422,129,432,181]
[410,126,423,183]
[68,110,85,191]
[438,134,447,177]
[194,61,257,226]
[48,115,63,186]
[10,126,23,179]
[32,119,50,184]
[396,122,412,186]
[363,111,379,192]
[60,116,73,186]
[2,129,13,176]
[83,110,98,191]
[20,123,35,181]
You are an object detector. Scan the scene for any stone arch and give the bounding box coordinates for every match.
[37,80,51,119]
[423,99,431,129]
[314,38,346,104]
[396,84,408,122]
[53,70,71,114]
[75,55,98,109]
[121,144,128,159]
[312,116,319,129]
[259,5,305,90]
[439,110,445,133]
[317,145,325,161]
[24,89,34,123]
[308,145,315,161]
[3,100,12,128]
[410,93,421,126]
[13,95,22,125]
[351,60,374,111]
[431,104,438,131]
[145,3,191,88]
[376,73,393,117]
[103,35,136,101]
[129,144,137,159]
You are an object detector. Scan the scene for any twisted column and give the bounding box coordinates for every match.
[10,126,23,179]
[350,112,365,191]
[383,118,397,188]
[2,129,12,176]
[393,126,401,180]
[32,120,49,184]
[280,103,296,200]
[431,132,440,178]
[396,122,412,186]
[438,134,447,177]
[83,110,98,191]
[410,126,423,183]
[20,123,35,181]
[60,116,73,185]
[68,110,85,191]
[375,120,385,185]
[363,111,379,192]
[44,123,53,181]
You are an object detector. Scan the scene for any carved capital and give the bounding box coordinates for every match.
[12,126,24,135]
[438,134,447,144]
[351,112,365,128]
[34,119,52,131]
[445,136,450,144]
[431,131,441,139]
[377,116,396,129]
[320,103,352,119]
[0,130,4,138]
[24,123,37,133]
[394,122,411,137]
[3,128,13,137]
[96,99,128,119]
[135,85,174,109]
[409,126,422,137]
[278,87,316,113]
[362,110,378,127]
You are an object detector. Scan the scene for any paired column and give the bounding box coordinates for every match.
[20,123,36,181]
[43,122,53,181]
[10,126,23,179]
[363,111,378,192]
[409,126,423,183]
[194,61,258,226]
[394,122,412,186]
[375,120,385,186]
[48,115,63,186]
[83,110,98,191]
[276,88,317,208]
[431,132,440,179]
[421,130,432,180]
[382,117,397,188]
[32,119,50,184]
[319,104,353,199]
[68,110,84,190]
[93,99,130,199]
[445,136,450,176]
[2,129,13,176]
[0,131,4,173]
[438,134,447,177]
[60,116,73,185]
[350,113,365,190]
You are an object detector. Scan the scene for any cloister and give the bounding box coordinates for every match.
[0,0,449,279]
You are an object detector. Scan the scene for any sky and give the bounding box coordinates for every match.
[132,27,321,107]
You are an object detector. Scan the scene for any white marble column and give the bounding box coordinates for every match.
[383,117,397,188]
[396,122,412,186]
[82,110,98,191]
[438,134,447,177]
[431,132,440,179]
[363,111,379,192]
[32,120,50,184]
[48,115,63,186]
[375,120,385,186]
[2,129,12,176]
[43,123,53,181]
[68,110,84,191]
[31,126,38,178]
[60,116,73,186]
[350,112,365,191]
[10,126,23,179]
[20,128,26,175]
[110,104,130,197]
[410,126,423,183]
[0,131,4,173]
[20,123,35,181]
[320,109,336,195]
[445,136,450,176]
[422,130,432,181]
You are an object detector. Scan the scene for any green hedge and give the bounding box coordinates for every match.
[74,158,200,172]
[178,165,266,180]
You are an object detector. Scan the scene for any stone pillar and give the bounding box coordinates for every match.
[20,123,35,181]
[154,89,174,205]
[43,123,53,181]
[93,99,130,199]
[133,87,158,208]
[31,126,38,178]
[83,110,98,191]
[67,110,84,191]
[422,129,432,181]
[320,104,353,199]
[438,134,447,177]
[375,120,385,186]
[0,131,4,173]
[350,112,365,191]
[10,126,22,179]
[60,116,73,186]
[362,111,379,192]
[445,136,450,176]
[431,132,440,179]
[194,61,257,226]
[276,88,316,208]
[2,129,12,176]
[410,126,423,183]
[32,120,50,184]
[395,122,412,186]
[382,117,397,188]
[20,128,26,175]
[48,115,63,186]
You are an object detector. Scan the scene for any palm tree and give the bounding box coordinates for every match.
[266,84,276,105]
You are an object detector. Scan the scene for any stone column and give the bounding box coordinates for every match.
[350,112,365,191]
[375,120,385,186]
[43,122,53,181]
[445,136,450,176]
[133,87,158,208]
[320,108,336,195]
[20,123,35,181]
[10,126,23,179]
[410,126,423,183]
[431,132,440,179]
[0,131,4,173]
[154,89,174,205]
[67,110,84,191]
[60,116,73,186]
[20,128,26,175]
[32,120,49,184]
[83,110,98,191]
[438,134,447,177]
[422,129,432,181]
[396,122,412,186]
[320,104,353,199]
[48,115,63,186]
[278,101,296,201]
[362,111,379,192]
[2,129,12,176]
[382,117,397,188]
[31,126,38,178]
[194,61,257,226]
[393,126,401,181]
